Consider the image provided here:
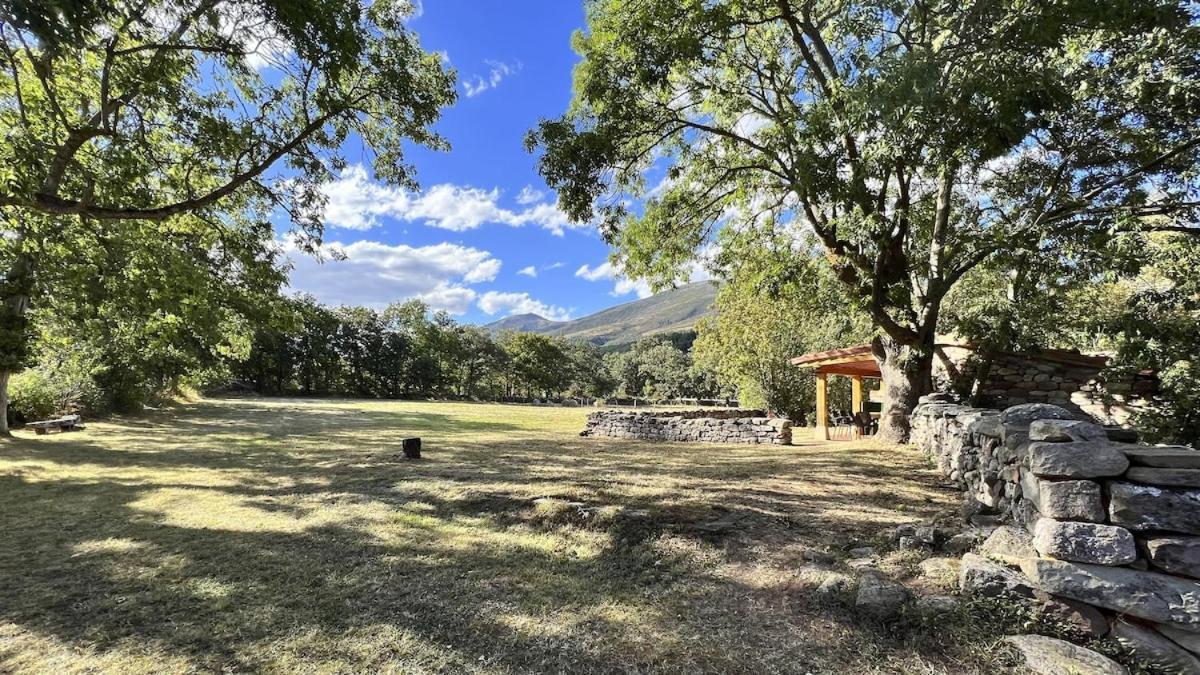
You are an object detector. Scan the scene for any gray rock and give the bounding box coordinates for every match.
[855,575,909,619]
[1033,519,1138,566]
[846,557,881,574]
[814,572,856,599]
[848,546,876,558]
[1157,624,1200,658]
[1108,482,1200,535]
[1030,419,1109,443]
[1122,445,1200,469]
[1028,441,1130,478]
[1142,537,1200,579]
[968,415,1003,438]
[981,525,1039,566]
[1127,467,1200,488]
[918,556,960,584]
[914,526,938,546]
[916,594,959,616]
[1000,403,1079,427]
[960,552,1036,600]
[1003,634,1129,675]
[943,529,985,554]
[1033,591,1109,639]
[1031,479,1106,522]
[1019,558,1200,627]
[1110,617,1200,675]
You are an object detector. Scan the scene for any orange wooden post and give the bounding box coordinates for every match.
[814,371,829,440]
[851,375,864,438]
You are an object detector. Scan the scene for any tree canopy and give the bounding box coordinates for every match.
[0,0,455,433]
[531,0,1200,440]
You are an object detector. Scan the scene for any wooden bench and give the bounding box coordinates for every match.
[27,415,83,435]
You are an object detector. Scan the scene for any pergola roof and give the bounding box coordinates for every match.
[790,344,881,377]
[791,342,1112,378]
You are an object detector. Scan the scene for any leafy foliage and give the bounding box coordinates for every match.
[0,0,454,431]
[530,0,1200,439]
[694,227,871,421]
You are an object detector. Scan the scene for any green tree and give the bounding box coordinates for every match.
[530,0,1200,441]
[694,228,871,421]
[500,332,570,399]
[0,0,453,433]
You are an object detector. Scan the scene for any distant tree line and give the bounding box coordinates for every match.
[230,294,726,404]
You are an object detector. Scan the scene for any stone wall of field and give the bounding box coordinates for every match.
[580,410,792,445]
[933,346,1156,426]
[912,398,1200,666]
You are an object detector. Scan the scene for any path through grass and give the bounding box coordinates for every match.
[0,397,1020,673]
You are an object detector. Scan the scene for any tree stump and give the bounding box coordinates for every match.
[402,437,421,459]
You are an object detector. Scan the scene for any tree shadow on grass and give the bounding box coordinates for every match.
[0,400,1015,674]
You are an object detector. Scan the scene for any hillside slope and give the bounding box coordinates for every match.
[483,282,717,347]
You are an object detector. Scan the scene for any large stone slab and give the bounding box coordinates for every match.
[1033,519,1138,566]
[1019,558,1200,628]
[1028,441,1130,478]
[1030,419,1109,443]
[1143,537,1200,579]
[1157,624,1200,657]
[1110,617,1200,674]
[1122,445,1200,469]
[855,575,910,619]
[1003,635,1128,675]
[1030,477,1105,522]
[1000,403,1079,427]
[981,526,1039,566]
[1108,482,1200,535]
[1127,467,1200,488]
[960,552,1036,599]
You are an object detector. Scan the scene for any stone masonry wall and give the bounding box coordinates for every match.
[913,398,1200,668]
[580,410,792,445]
[934,346,1156,426]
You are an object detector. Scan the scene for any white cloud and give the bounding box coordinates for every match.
[517,265,537,278]
[545,261,565,270]
[463,59,521,97]
[282,239,501,313]
[575,261,652,299]
[477,291,571,321]
[517,185,544,205]
[320,165,587,235]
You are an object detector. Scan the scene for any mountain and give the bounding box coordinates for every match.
[484,282,718,347]
[482,313,562,333]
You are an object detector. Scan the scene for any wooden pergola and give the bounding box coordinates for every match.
[791,344,883,441]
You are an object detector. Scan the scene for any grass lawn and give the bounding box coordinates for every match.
[0,397,1023,674]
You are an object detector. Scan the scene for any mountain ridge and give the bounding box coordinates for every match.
[483,282,717,347]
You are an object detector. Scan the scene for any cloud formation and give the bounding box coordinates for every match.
[517,265,537,278]
[463,59,521,97]
[477,291,571,321]
[575,261,653,299]
[282,239,501,314]
[321,165,583,235]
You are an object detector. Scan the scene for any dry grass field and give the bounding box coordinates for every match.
[0,397,1026,674]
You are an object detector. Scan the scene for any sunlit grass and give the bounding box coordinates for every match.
[0,397,1019,673]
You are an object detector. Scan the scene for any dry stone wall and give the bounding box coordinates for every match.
[934,347,1156,426]
[913,398,1200,667]
[580,410,792,445]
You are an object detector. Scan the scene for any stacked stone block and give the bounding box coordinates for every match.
[914,399,1200,668]
[580,410,792,445]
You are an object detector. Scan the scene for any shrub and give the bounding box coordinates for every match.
[7,370,61,422]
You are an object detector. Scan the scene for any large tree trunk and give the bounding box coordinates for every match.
[1,247,34,438]
[872,334,935,444]
[0,371,11,437]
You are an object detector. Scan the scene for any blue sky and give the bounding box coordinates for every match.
[283,0,653,323]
